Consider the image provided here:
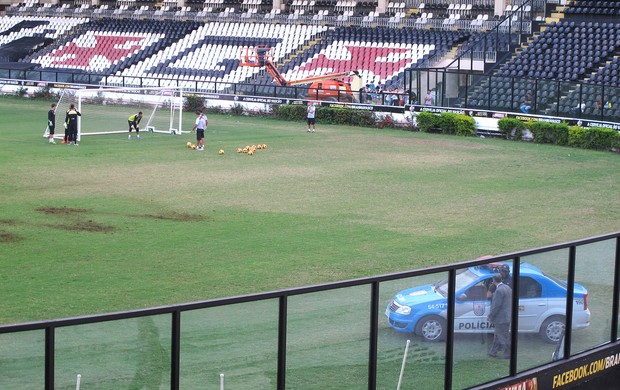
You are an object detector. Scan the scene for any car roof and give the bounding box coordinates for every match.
[470,262,542,277]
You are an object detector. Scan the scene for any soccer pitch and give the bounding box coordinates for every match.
[1,95,619,325]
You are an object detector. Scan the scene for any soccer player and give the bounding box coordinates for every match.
[192,110,208,151]
[47,103,56,144]
[306,101,316,133]
[64,104,81,146]
[128,112,143,140]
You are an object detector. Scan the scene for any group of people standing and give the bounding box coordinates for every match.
[46,103,211,149]
[362,82,408,106]
[47,103,81,145]
[46,104,147,146]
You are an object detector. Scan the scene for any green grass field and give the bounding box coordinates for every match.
[1,95,620,389]
[0,95,619,325]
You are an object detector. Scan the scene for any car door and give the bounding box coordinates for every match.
[516,276,545,332]
[453,279,493,334]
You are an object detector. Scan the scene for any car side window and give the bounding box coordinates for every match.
[462,281,489,301]
[519,276,542,298]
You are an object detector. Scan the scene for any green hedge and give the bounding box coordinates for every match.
[528,121,569,146]
[454,114,476,137]
[199,101,619,153]
[416,111,439,133]
[419,112,474,136]
[270,104,302,120]
[271,105,375,127]
[569,126,620,150]
[184,94,205,113]
[438,112,458,134]
[497,117,527,140]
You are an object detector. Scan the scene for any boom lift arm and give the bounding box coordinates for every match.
[240,45,363,102]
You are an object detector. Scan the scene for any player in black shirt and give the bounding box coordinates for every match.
[47,103,56,144]
[65,104,81,146]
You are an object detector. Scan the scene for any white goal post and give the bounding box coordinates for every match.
[53,86,184,141]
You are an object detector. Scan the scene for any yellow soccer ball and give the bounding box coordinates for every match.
[248,150,254,156]
[218,149,225,155]
[186,141,192,148]
[236,148,243,153]
[191,144,196,150]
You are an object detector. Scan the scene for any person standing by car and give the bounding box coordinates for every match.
[487,273,512,359]
[499,264,513,288]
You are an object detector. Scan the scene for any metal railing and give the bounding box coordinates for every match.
[1,232,618,389]
[404,68,620,125]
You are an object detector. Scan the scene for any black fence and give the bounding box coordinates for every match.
[405,68,620,124]
[0,232,619,389]
[405,0,620,125]
[4,64,620,126]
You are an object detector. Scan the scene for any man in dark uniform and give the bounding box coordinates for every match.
[47,103,56,144]
[499,264,513,288]
[65,104,81,146]
[128,111,143,140]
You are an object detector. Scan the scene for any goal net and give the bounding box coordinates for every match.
[52,87,184,141]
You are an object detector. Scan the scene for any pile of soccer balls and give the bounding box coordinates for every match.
[185,142,268,156]
[237,144,268,156]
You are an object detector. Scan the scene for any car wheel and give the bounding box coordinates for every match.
[415,315,446,342]
[540,316,565,343]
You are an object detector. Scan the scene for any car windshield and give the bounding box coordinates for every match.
[434,269,479,297]
[542,271,568,288]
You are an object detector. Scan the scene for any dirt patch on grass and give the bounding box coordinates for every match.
[131,212,206,222]
[36,207,89,215]
[45,220,116,233]
[0,231,23,243]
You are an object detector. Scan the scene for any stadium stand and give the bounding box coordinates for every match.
[0,0,619,122]
[465,13,620,119]
[564,0,620,18]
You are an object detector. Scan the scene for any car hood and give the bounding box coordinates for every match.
[393,284,444,306]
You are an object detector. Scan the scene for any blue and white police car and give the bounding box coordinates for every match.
[386,262,590,343]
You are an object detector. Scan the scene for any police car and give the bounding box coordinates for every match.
[386,262,590,343]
